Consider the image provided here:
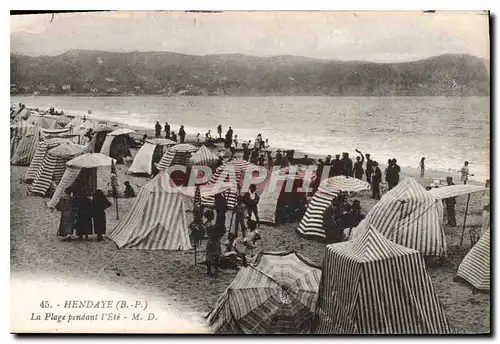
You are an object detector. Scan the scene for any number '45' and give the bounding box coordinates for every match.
[40,301,49,308]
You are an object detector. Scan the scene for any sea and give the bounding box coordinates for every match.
[11,96,490,183]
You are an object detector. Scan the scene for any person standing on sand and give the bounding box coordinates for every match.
[250,148,259,165]
[460,161,471,185]
[445,177,457,226]
[92,190,111,242]
[371,161,382,200]
[353,149,365,180]
[234,194,247,238]
[204,210,224,276]
[178,125,186,143]
[385,159,394,189]
[155,121,162,138]
[214,193,227,233]
[243,184,260,226]
[264,139,270,151]
[196,133,200,143]
[331,154,342,177]
[419,157,426,177]
[56,187,76,241]
[365,154,374,184]
[217,124,222,139]
[164,122,170,139]
[275,150,283,166]
[171,131,177,142]
[74,191,93,241]
[392,159,401,187]
[266,151,274,168]
[234,135,239,148]
[242,143,250,161]
[341,153,353,177]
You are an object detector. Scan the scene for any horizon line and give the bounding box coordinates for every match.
[10,48,488,65]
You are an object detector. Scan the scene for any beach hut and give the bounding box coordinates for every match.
[456,227,490,292]
[47,153,115,208]
[100,128,136,163]
[10,120,35,158]
[314,225,450,334]
[297,176,370,239]
[348,177,447,257]
[11,124,41,166]
[30,143,86,196]
[128,138,176,176]
[258,166,315,225]
[207,251,322,334]
[23,138,71,183]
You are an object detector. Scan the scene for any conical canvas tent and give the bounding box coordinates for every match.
[297,176,370,238]
[108,175,192,250]
[24,138,71,183]
[128,138,176,176]
[456,228,490,291]
[207,251,322,334]
[47,153,115,208]
[314,225,450,334]
[10,121,36,159]
[349,177,446,257]
[30,143,86,196]
[258,167,315,225]
[11,124,41,166]
[201,159,263,210]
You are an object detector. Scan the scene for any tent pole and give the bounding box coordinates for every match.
[460,194,471,246]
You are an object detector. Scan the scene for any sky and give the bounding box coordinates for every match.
[10,11,490,62]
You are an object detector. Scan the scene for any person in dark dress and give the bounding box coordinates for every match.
[445,177,457,226]
[331,154,343,176]
[392,159,401,187]
[365,154,374,184]
[266,151,273,168]
[352,149,365,179]
[155,122,162,138]
[243,184,260,226]
[275,150,283,166]
[74,192,93,241]
[92,190,111,242]
[385,159,395,189]
[234,194,247,238]
[341,152,353,177]
[372,161,382,200]
[204,210,225,276]
[164,122,171,138]
[217,124,222,139]
[56,187,76,241]
[348,200,365,228]
[178,125,186,143]
[242,144,250,161]
[171,131,177,142]
[214,193,227,232]
[323,199,343,244]
[124,181,136,198]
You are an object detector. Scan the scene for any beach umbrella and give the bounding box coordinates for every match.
[429,184,487,246]
[190,145,219,165]
[66,153,116,168]
[92,124,116,133]
[146,138,176,146]
[320,175,371,193]
[156,143,198,170]
[209,159,262,188]
[207,251,322,334]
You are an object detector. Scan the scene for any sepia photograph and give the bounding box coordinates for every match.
[9,10,490,334]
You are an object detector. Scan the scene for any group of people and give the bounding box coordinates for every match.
[323,194,365,244]
[154,121,186,143]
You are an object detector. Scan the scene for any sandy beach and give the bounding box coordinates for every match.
[10,137,490,333]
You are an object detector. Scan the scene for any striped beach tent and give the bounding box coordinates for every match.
[202,159,263,209]
[189,145,219,166]
[23,138,70,183]
[30,143,86,196]
[47,153,115,208]
[428,184,486,199]
[10,121,35,158]
[456,228,490,291]
[207,251,322,334]
[349,177,446,257]
[314,225,450,334]
[100,128,136,161]
[108,175,192,250]
[11,124,41,166]
[296,176,369,239]
[258,166,315,225]
[156,143,199,170]
[128,138,176,176]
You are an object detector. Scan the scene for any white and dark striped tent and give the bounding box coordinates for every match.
[258,167,315,225]
[30,143,86,196]
[189,145,219,166]
[349,177,446,257]
[10,121,36,158]
[128,138,176,176]
[39,127,72,140]
[11,124,41,166]
[156,143,199,171]
[314,225,450,334]
[23,138,70,183]
[47,153,115,208]
[456,227,490,291]
[11,107,30,122]
[207,251,322,334]
[297,176,370,238]
[428,184,486,199]
[108,175,192,250]
[201,159,263,210]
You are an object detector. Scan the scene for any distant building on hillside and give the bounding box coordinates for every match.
[62,84,71,91]
[90,88,99,93]
[48,83,57,92]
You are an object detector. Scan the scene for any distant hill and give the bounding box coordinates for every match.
[10,50,490,96]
